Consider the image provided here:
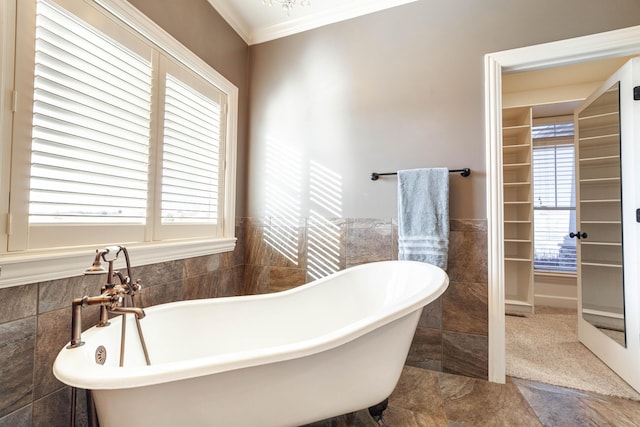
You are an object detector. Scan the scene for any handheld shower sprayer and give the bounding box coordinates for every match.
[84,246,122,274]
[84,249,109,275]
[84,246,138,292]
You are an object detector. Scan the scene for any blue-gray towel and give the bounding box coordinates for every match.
[397,168,449,269]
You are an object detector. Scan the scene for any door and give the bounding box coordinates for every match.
[574,57,640,392]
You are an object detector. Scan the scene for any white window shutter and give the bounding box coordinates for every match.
[7,0,236,257]
[161,74,221,224]
[29,0,152,224]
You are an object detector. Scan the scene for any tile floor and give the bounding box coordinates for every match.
[306,365,640,426]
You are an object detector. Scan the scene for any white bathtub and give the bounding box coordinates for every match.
[54,260,448,427]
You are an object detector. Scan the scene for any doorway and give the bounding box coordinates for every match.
[484,25,640,385]
[500,95,639,398]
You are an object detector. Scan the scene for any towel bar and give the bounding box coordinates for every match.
[370,168,470,181]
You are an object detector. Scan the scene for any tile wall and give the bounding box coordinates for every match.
[244,217,489,379]
[0,224,245,426]
[0,218,487,425]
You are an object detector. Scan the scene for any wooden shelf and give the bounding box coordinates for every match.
[502,107,533,313]
[581,241,622,247]
[581,198,621,203]
[578,133,619,144]
[582,261,622,268]
[580,177,620,184]
[503,125,530,140]
[503,143,530,151]
[503,108,531,128]
[579,111,618,126]
[580,155,619,164]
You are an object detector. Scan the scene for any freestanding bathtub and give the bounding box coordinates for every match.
[54,260,448,427]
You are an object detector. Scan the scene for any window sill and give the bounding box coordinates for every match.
[0,237,236,288]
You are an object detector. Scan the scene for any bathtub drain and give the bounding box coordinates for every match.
[95,346,107,365]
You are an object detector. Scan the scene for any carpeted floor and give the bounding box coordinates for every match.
[505,306,640,401]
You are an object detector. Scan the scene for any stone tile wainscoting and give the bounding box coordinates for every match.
[0,224,245,427]
[244,217,488,379]
[0,218,487,426]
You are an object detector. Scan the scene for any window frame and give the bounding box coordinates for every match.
[155,56,228,240]
[531,118,576,274]
[0,0,238,288]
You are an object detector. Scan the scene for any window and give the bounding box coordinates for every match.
[532,118,576,272]
[0,0,237,286]
[28,0,153,228]
[155,61,227,240]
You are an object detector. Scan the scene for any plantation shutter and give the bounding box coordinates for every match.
[9,0,235,254]
[532,119,577,272]
[28,0,152,224]
[161,74,222,224]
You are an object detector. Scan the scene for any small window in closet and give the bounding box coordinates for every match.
[532,117,576,273]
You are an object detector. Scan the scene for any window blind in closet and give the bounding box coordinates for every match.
[532,120,576,272]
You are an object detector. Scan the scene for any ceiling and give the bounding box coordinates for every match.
[206,0,418,45]
[503,56,633,117]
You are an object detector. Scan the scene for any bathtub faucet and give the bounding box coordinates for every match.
[67,246,145,349]
[86,245,142,327]
[86,245,141,295]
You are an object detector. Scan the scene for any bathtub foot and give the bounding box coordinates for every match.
[367,398,388,423]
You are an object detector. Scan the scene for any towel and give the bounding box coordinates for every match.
[397,168,449,269]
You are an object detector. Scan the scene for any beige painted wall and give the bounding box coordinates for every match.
[128,0,250,216]
[247,0,640,220]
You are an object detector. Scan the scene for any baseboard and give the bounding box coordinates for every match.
[583,308,625,331]
[534,294,577,309]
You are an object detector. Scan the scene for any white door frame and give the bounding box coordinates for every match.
[484,25,640,383]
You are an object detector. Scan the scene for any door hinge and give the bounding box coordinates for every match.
[634,86,640,101]
[6,213,11,235]
[11,90,18,112]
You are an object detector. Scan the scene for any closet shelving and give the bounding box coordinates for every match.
[577,83,624,322]
[502,107,534,314]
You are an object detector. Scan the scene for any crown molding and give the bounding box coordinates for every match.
[206,0,252,45]
[250,0,418,45]
[208,0,418,46]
